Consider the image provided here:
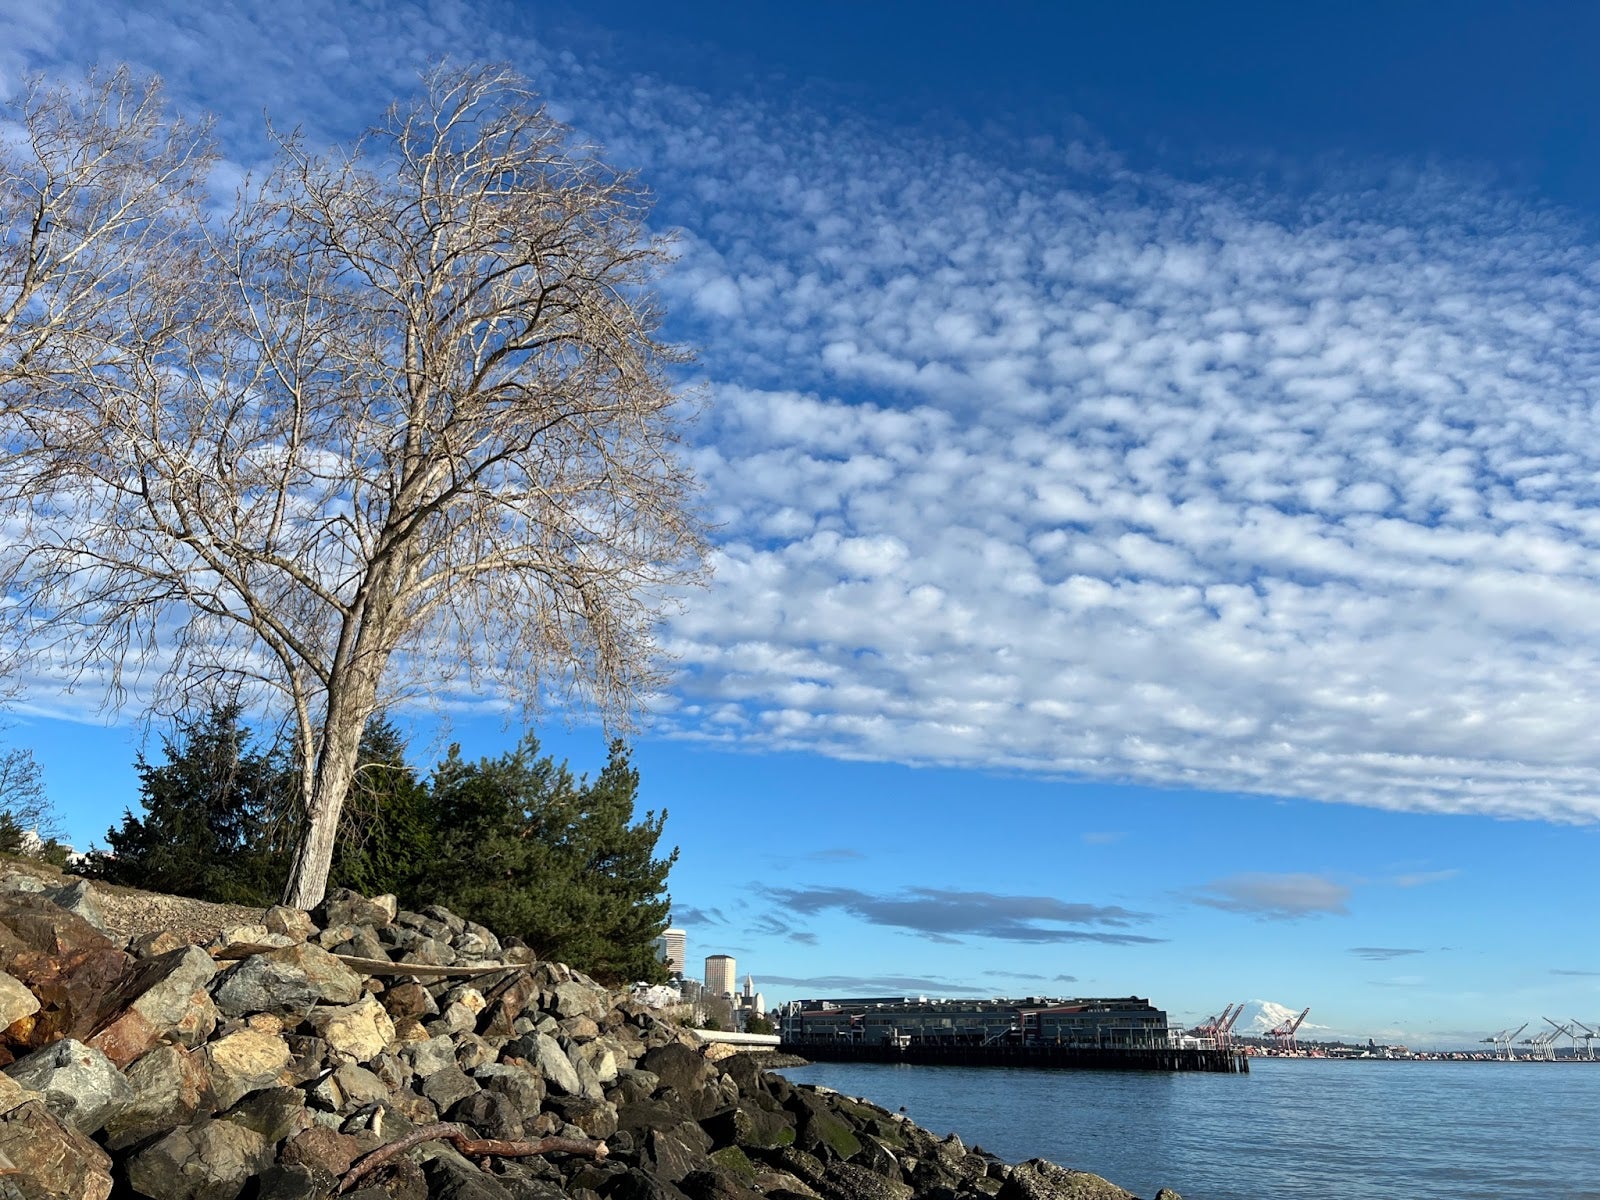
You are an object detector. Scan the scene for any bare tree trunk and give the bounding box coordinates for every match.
[282,661,383,908]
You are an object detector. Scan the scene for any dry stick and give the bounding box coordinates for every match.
[338,1122,608,1194]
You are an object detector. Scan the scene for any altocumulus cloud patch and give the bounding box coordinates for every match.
[620,70,1600,828]
[20,0,1600,829]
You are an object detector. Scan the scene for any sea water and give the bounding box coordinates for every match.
[779,1058,1600,1199]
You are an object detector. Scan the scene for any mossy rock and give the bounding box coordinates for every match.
[711,1146,758,1183]
[801,1109,863,1162]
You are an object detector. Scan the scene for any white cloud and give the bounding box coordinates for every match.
[16,1,1600,826]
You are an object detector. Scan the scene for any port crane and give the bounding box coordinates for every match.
[1267,1006,1311,1053]
[1191,1002,1244,1049]
[1484,1023,1527,1060]
[1525,1018,1571,1062]
[1570,1019,1597,1061]
[1219,1002,1244,1049]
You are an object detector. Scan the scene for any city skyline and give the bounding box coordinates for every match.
[5,1,1600,1048]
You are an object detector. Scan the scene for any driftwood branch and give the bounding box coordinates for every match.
[338,1121,608,1193]
[208,945,528,979]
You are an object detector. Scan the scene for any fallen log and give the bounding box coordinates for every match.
[338,1121,607,1193]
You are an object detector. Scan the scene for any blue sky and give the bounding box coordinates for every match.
[5,0,1600,1048]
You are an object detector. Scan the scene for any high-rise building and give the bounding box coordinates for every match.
[705,954,736,997]
[656,928,686,976]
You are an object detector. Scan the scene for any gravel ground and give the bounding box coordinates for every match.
[1,855,267,945]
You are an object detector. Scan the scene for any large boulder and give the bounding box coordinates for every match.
[0,892,130,1054]
[531,1031,583,1095]
[306,994,394,1061]
[124,1117,274,1200]
[206,1028,293,1109]
[211,944,362,1017]
[314,888,394,930]
[41,881,111,935]
[87,944,218,1068]
[0,967,40,1028]
[820,1163,915,1200]
[103,1045,212,1150]
[0,1072,114,1200]
[997,1160,1139,1200]
[3,1038,133,1134]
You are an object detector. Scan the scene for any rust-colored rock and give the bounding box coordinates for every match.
[0,892,131,1056]
[280,1124,362,1176]
[0,1073,114,1200]
[87,944,218,1068]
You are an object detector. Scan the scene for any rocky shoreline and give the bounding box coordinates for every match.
[0,873,1182,1200]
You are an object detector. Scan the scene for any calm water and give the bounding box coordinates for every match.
[779,1058,1600,1199]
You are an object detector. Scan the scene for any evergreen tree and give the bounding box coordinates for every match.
[427,736,677,983]
[85,704,292,904]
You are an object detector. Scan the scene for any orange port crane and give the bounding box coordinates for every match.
[1218,1002,1245,1049]
[1267,1006,1311,1053]
[1193,1002,1245,1048]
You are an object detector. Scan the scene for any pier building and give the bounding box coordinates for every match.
[778,994,1246,1073]
[780,995,1173,1049]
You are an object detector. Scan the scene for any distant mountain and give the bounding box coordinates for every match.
[1231,999,1320,1036]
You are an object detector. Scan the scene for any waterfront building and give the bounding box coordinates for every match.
[780,995,1173,1049]
[705,954,736,997]
[656,927,686,976]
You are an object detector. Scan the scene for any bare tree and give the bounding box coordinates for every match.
[0,67,212,391]
[0,743,57,854]
[0,64,706,906]
[0,69,212,697]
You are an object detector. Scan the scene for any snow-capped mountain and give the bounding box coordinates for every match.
[1230,999,1322,1037]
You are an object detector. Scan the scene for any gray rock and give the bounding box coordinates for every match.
[533,1031,583,1095]
[613,1067,660,1105]
[419,904,466,935]
[567,1038,607,1101]
[449,1087,524,1140]
[262,905,317,942]
[4,1037,134,1134]
[403,1034,458,1078]
[821,1163,915,1200]
[454,1031,497,1070]
[331,1062,390,1110]
[44,878,111,934]
[641,1128,713,1187]
[997,1160,1138,1200]
[405,935,456,966]
[474,1061,546,1112]
[329,924,389,961]
[316,887,395,929]
[551,980,606,1020]
[207,1027,293,1109]
[223,1086,314,1145]
[103,1044,212,1150]
[461,919,500,955]
[126,1117,273,1200]
[420,1063,479,1110]
[250,1162,329,1200]
[422,1146,515,1199]
[211,943,363,1016]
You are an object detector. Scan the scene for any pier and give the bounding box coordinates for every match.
[780,1038,1249,1073]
